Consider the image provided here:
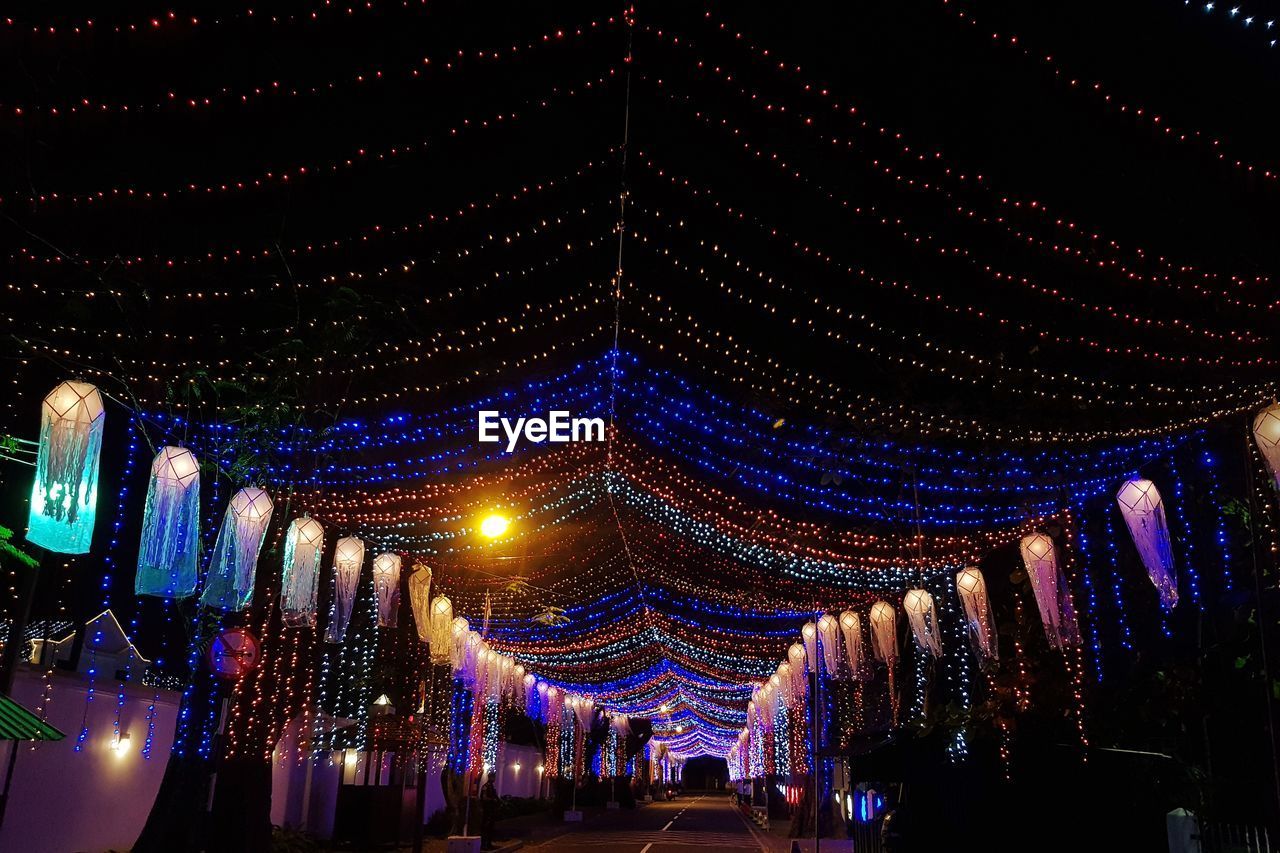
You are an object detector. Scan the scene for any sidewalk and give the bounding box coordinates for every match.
[758,811,856,853]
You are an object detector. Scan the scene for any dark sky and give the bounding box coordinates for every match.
[2,0,1276,438]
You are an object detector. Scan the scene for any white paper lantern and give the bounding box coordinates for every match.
[522,671,536,710]
[372,553,402,628]
[800,622,818,672]
[1253,402,1280,489]
[868,601,898,666]
[870,600,901,722]
[280,517,325,627]
[450,615,469,670]
[428,596,453,663]
[902,589,942,657]
[1019,533,1079,650]
[777,662,795,706]
[135,447,200,599]
[1115,479,1179,610]
[201,487,274,610]
[955,567,998,663]
[28,380,105,554]
[787,642,808,697]
[571,696,595,732]
[325,536,364,643]
[816,614,841,677]
[407,564,433,643]
[838,610,867,679]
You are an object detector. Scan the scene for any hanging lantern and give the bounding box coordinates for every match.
[372,553,402,628]
[903,589,943,658]
[407,563,433,643]
[571,696,594,732]
[955,567,998,663]
[786,643,807,697]
[536,681,551,723]
[800,622,818,672]
[1253,402,1280,488]
[761,680,777,730]
[816,614,840,677]
[429,595,454,662]
[523,672,537,711]
[776,662,794,706]
[324,536,364,643]
[27,381,105,554]
[1018,533,1079,650]
[838,610,866,679]
[135,446,200,599]
[280,517,325,627]
[1115,479,1180,610]
[449,616,469,670]
[200,487,274,610]
[869,600,900,724]
[868,601,898,666]
[462,632,483,684]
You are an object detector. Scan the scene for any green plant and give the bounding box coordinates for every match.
[0,524,38,569]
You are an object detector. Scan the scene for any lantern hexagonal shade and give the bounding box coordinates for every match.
[428,596,454,663]
[135,447,201,599]
[1253,402,1280,489]
[868,601,898,665]
[787,642,807,695]
[1115,479,1179,611]
[955,567,998,663]
[1018,532,1079,650]
[281,517,325,627]
[816,614,841,677]
[800,621,818,672]
[324,536,365,643]
[903,589,943,657]
[838,610,867,680]
[407,564,433,644]
[200,487,274,611]
[372,553,402,628]
[28,380,106,554]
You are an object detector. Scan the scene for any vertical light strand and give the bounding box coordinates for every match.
[941,578,970,762]
[1166,456,1203,609]
[1103,512,1134,651]
[1059,510,1091,760]
[1071,494,1105,682]
[1195,437,1234,593]
[79,415,139,753]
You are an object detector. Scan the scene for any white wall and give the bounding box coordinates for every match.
[0,664,180,853]
[494,742,543,799]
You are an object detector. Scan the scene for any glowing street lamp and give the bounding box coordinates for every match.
[479,513,510,539]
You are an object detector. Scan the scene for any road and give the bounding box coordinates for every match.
[524,792,771,852]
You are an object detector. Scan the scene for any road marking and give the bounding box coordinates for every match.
[640,845,653,853]
[661,819,675,830]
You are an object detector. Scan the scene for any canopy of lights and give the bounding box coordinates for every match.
[3,0,1278,783]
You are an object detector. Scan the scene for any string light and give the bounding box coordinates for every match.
[4,16,620,118]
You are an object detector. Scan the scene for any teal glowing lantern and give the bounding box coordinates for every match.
[135,446,201,598]
[27,381,105,554]
[199,487,274,610]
